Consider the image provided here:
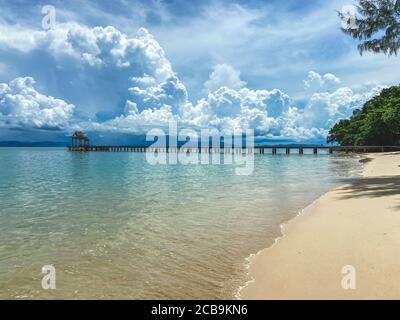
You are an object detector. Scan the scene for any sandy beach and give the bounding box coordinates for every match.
[241,152,400,300]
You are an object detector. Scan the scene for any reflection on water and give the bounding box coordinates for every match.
[0,148,361,299]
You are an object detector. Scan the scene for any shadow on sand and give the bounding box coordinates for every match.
[336,176,400,211]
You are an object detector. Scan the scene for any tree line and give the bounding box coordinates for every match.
[327,86,400,146]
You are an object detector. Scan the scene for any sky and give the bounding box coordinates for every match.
[0,0,398,144]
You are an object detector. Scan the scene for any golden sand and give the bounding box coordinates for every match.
[241,153,400,299]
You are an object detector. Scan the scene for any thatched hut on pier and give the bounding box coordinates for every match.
[69,131,90,150]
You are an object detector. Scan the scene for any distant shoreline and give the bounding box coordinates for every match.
[240,152,400,299]
[0,143,67,147]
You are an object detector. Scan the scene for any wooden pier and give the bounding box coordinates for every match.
[67,131,400,154]
[67,144,400,154]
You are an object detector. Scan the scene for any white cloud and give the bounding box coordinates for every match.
[0,77,75,130]
[127,75,188,114]
[0,23,42,52]
[0,21,386,142]
[181,72,382,140]
[0,23,172,77]
[0,21,190,118]
[302,84,384,129]
[304,71,341,92]
[186,86,290,127]
[204,64,246,92]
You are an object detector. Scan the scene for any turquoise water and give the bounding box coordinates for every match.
[0,148,361,299]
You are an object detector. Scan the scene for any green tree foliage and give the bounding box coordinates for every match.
[339,0,400,55]
[327,86,400,145]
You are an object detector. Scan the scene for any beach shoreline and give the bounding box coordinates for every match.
[240,152,400,300]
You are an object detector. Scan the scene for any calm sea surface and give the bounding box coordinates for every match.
[0,147,362,299]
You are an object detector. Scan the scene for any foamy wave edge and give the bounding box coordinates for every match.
[233,201,314,299]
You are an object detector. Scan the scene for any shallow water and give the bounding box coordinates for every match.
[0,148,362,299]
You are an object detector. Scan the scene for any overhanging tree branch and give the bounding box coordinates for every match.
[339,0,400,55]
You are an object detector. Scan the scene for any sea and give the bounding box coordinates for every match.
[0,147,362,299]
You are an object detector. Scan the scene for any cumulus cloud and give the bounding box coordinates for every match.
[84,84,295,138]
[0,77,75,130]
[204,64,247,92]
[0,23,173,79]
[0,22,385,142]
[127,75,188,114]
[302,84,384,129]
[76,65,385,141]
[304,71,341,92]
[184,72,382,140]
[0,21,185,118]
[181,85,330,140]
[187,87,289,127]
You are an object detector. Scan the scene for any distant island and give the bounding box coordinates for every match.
[0,141,68,147]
